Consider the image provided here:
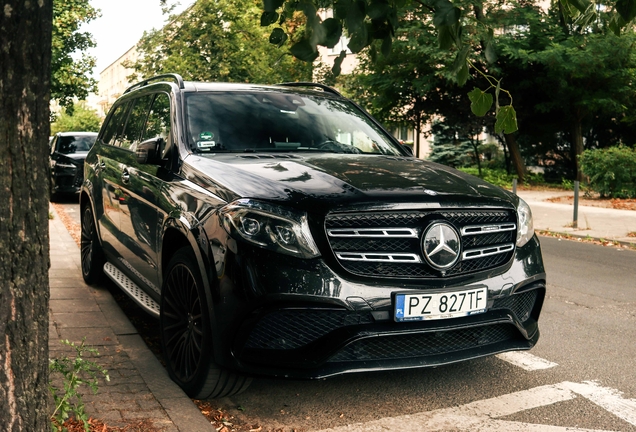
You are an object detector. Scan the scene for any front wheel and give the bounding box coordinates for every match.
[160,247,251,398]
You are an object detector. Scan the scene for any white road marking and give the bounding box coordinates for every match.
[316,382,633,432]
[496,351,559,371]
[560,381,636,426]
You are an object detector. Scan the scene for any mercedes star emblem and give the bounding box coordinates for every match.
[422,222,461,270]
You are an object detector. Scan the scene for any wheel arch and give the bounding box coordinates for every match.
[160,215,219,316]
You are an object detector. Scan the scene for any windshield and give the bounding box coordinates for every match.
[57,135,97,154]
[185,91,403,155]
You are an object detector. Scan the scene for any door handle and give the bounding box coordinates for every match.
[121,169,130,184]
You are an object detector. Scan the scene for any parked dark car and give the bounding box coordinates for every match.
[49,131,98,201]
[81,74,546,399]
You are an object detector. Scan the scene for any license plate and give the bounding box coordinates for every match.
[394,287,488,322]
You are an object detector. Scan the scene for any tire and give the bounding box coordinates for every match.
[80,204,105,284]
[160,247,251,399]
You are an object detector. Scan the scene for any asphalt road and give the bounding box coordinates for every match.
[56,200,636,431]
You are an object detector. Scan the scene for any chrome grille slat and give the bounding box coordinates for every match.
[462,244,515,260]
[461,223,516,236]
[336,252,422,263]
[327,228,418,238]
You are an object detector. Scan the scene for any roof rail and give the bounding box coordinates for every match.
[277,82,342,97]
[124,73,185,94]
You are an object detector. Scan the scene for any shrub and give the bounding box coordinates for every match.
[579,147,636,198]
[458,167,546,188]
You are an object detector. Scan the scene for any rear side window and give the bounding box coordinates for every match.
[120,95,154,151]
[101,103,129,146]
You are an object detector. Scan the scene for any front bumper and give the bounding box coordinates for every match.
[210,235,545,379]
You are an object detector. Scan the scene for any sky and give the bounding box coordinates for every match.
[83,0,193,76]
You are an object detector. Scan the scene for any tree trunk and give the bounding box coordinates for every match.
[0,1,53,431]
[499,135,511,174]
[572,119,584,182]
[472,140,482,177]
[503,133,526,183]
[415,111,421,158]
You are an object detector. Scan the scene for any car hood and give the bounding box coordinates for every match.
[182,153,517,212]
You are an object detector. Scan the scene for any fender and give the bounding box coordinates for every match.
[160,212,224,362]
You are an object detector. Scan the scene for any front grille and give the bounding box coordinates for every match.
[325,209,517,279]
[244,309,374,350]
[492,289,538,322]
[328,323,519,362]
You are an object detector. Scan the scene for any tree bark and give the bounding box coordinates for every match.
[415,110,421,158]
[572,118,585,182]
[1,1,53,431]
[503,133,526,183]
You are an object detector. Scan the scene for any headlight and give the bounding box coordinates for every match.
[219,199,320,259]
[516,197,534,247]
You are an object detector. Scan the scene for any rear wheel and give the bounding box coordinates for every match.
[80,204,105,284]
[160,247,251,398]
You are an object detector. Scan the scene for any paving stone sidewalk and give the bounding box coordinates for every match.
[49,206,214,431]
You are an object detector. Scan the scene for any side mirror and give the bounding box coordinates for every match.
[136,137,164,165]
[401,143,414,156]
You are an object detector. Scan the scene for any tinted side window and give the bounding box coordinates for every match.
[101,103,129,146]
[120,95,154,151]
[142,93,171,156]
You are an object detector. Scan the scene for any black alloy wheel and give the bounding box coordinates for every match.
[160,247,251,399]
[80,205,105,284]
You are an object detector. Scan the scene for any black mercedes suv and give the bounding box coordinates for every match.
[81,74,545,399]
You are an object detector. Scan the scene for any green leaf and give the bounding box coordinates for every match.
[290,39,319,61]
[263,0,285,12]
[437,25,455,50]
[260,11,279,26]
[348,26,368,53]
[322,18,343,48]
[468,88,493,117]
[381,36,392,57]
[616,0,636,23]
[368,1,390,20]
[561,0,590,14]
[609,14,625,35]
[495,105,518,134]
[433,0,462,28]
[269,28,288,46]
[452,45,469,75]
[346,0,367,34]
[332,51,347,76]
[456,62,469,86]
[335,0,352,20]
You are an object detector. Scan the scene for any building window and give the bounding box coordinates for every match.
[328,36,352,55]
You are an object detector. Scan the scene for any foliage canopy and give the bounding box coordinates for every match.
[51,0,99,109]
[132,0,313,84]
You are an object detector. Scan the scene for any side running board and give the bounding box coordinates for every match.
[103,262,160,318]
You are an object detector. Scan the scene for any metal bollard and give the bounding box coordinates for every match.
[573,180,579,229]
[512,178,517,195]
